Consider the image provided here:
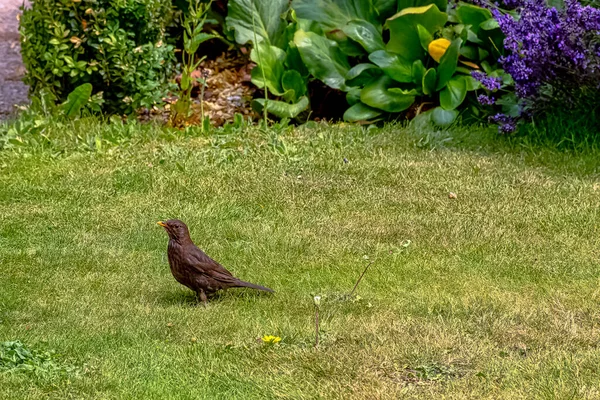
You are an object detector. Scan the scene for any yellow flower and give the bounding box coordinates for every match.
[428,38,451,63]
[261,335,282,344]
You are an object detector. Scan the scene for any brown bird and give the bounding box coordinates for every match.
[157,219,274,304]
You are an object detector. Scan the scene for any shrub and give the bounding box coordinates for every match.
[464,0,600,133]
[19,0,176,114]
[226,0,509,126]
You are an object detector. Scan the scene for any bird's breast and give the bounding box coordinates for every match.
[167,240,192,285]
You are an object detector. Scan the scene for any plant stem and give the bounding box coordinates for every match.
[349,260,374,297]
[314,306,319,348]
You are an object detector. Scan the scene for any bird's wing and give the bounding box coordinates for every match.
[187,245,240,283]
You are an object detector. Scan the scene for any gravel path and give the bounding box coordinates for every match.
[0,0,29,120]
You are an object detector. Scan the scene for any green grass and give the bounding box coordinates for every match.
[1,121,600,399]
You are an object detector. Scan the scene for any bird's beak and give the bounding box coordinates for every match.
[157,221,167,228]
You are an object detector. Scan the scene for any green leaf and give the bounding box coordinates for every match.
[343,102,383,121]
[397,0,448,12]
[456,3,492,35]
[463,75,480,91]
[250,42,286,95]
[360,76,415,112]
[285,44,310,77]
[436,38,461,91]
[253,96,310,118]
[422,68,437,95]
[431,106,458,126]
[62,83,92,118]
[226,0,289,47]
[478,47,490,60]
[369,50,413,83]
[374,0,398,20]
[496,93,521,117]
[385,4,447,62]
[293,0,379,31]
[346,87,362,105]
[341,20,385,53]
[281,70,307,102]
[416,24,433,52]
[294,30,351,91]
[388,87,419,96]
[326,30,365,57]
[480,18,499,31]
[181,73,190,91]
[346,63,383,87]
[186,33,218,54]
[412,60,426,86]
[460,45,479,60]
[439,77,467,110]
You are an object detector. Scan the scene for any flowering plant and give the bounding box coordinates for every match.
[466,0,600,133]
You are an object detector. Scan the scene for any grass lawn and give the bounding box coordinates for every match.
[1,122,599,399]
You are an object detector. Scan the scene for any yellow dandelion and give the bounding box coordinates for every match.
[261,335,282,344]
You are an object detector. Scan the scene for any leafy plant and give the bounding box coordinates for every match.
[0,84,100,152]
[62,83,94,118]
[226,0,310,120]
[0,341,78,376]
[479,0,600,133]
[291,0,508,126]
[19,0,175,114]
[171,0,218,128]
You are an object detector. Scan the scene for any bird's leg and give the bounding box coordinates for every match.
[196,289,208,306]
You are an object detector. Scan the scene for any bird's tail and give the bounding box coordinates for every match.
[235,280,275,293]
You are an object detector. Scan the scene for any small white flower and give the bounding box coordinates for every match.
[313,296,321,307]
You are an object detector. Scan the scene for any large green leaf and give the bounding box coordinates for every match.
[250,42,286,95]
[62,83,92,118]
[282,70,307,102]
[431,106,458,126]
[293,0,379,31]
[294,30,351,91]
[369,50,413,83]
[343,102,383,121]
[435,38,461,91]
[226,0,289,47]
[439,76,467,110]
[341,20,385,53]
[360,76,415,113]
[285,43,310,77]
[456,3,492,35]
[397,0,448,12]
[253,96,310,118]
[346,63,383,87]
[386,4,448,62]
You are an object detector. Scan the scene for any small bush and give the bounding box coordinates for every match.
[19,0,176,114]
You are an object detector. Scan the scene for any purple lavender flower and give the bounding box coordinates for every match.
[493,0,600,98]
[477,94,496,105]
[489,113,517,133]
[471,71,503,91]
